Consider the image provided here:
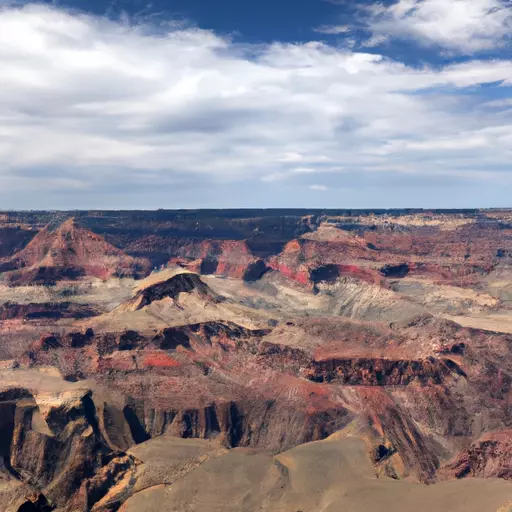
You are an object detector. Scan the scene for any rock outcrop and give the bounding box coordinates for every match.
[305,356,465,386]
[0,302,97,321]
[0,209,511,511]
[438,430,512,480]
[0,373,138,512]
[0,219,150,285]
[122,272,221,312]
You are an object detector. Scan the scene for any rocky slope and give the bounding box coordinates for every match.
[439,430,512,480]
[0,210,510,511]
[8,274,511,484]
[0,371,138,512]
[0,219,151,286]
[0,371,510,512]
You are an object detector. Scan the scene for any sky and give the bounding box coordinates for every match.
[0,0,511,209]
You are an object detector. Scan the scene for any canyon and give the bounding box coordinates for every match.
[0,209,510,511]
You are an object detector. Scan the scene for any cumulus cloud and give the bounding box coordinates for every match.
[0,4,511,208]
[364,0,512,53]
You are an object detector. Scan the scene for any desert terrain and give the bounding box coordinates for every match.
[0,209,510,511]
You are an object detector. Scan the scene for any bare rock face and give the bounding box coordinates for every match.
[0,302,97,321]
[265,214,512,289]
[0,210,511,511]
[164,242,270,282]
[18,302,511,484]
[163,239,260,279]
[23,321,352,454]
[439,430,512,480]
[125,272,221,311]
[0,219,151,285]
[267,238,382,287]
[305,356,465,386]
[0,375,138,512]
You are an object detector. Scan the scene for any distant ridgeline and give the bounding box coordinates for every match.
[0,208,509,279]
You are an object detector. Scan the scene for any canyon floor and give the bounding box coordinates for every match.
[0,209,510,511]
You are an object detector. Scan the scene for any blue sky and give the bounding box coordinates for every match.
[57,0,345,43]
[0,0,511,209]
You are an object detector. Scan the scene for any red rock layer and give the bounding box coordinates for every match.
[268,239,384,287]
[438,430,512,480]
[0,218,151,285]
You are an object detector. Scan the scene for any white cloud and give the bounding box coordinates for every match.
[261,172,288,182]
[313,24,351,35]
[310,184,328,191]
[277,153,305,163]
[361,34,388,48]
[291,167,317,174]
[364,0,512,54]
[483,98,512,107]
[0,4,511,207]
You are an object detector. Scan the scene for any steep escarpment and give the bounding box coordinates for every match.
[0,219,151,286]
[267,238,378,287]
[2,368,510,512]
[438,430,512,480]
[0,373,139,512]
[4,278,510,489]
[19,308,512,485]
[0,302,98,321]
[0,210,511,511]
[163,239,272,283]
[305,356,465,385]
[172,240,257,278]
[119,398,352,454]
[267,216,512,292]
[87,209,316,266]
[22,322,352,454]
